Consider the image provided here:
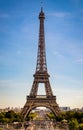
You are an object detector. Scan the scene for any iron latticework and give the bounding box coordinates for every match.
[36,8,47,72]
[21,8,60,119]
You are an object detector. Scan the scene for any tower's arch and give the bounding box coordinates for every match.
[21,96,60,119]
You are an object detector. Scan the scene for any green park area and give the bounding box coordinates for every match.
[0,110,83,130]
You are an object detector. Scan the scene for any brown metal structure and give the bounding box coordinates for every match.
[21,8,60,119]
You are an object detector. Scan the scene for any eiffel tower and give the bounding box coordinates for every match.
[21,8,60,119]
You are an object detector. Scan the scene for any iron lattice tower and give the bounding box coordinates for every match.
[21,8,60,119]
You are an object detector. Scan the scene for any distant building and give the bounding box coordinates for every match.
[72,107,83,112]
[0,107,10,113]
[0,107,21,113]
[81,107,83,112]
[60,107,70,111]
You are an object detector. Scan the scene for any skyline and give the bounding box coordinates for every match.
[0,0,83,109]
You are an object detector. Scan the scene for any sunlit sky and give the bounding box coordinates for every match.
[0,0,83,109]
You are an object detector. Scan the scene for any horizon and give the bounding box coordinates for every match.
[0,0,83,109]
[0,106,83,110]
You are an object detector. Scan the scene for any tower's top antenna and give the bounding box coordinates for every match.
[41,0,44,8]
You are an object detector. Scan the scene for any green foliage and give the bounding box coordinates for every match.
[29,112,37,119]
[5,111,14,118]
[81,118,83,123]
[0,112,5,121]
[46,111,83,130]
[0,111,23,123]
[47,112,55,120]
[79,124,83,130]
[68,118,79,130]
[0,110,83,129]
[0,128,3,130]
[55,111,83,130]
[56,114,63,121]
[26,112,37,121]
[1,118,10,123]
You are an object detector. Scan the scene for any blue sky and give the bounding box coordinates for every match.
[0,0,83,109]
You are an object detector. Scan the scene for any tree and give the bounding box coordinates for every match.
[69,118,79,130]
[26,112,37,121]
[47,112,55,120]
[79,124,83,130]
[1,118,10,124]
[0,128,3,130]
[0,111,23,123]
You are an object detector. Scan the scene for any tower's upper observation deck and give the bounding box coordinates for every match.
[39,8,45,19]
